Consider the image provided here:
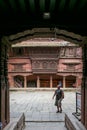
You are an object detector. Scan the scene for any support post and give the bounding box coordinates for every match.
[0,38,10,129]
[63,76,66,88]
[81,44,87,129]
[37,76,40,88]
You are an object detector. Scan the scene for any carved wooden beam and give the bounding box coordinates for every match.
[55,28,84,45]
[4,28,87,46]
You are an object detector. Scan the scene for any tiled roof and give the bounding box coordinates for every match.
[12,38,77,47]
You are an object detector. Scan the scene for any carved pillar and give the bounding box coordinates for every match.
[0,41,10,129]
[50,76,52,88]
[9,76,14,88]
[0,37,10,129]
[81,44,87,129]
[4,45,10,125]
[0,43,6,129]
[37,76,40,88]
[24,76,27,88]
[76,76,80,87]
[63,76,66,88]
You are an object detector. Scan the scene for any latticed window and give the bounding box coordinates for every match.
[50,61,57,68]
[32,61,40,68]
[13,48,24,56]
[43,62,47,68]
[14,64,23,71]
[67,64,75,71]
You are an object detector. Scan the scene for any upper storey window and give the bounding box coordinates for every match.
[13,48,24,56]
[60,47,82,58]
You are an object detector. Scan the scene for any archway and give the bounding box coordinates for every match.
[66,75,76,88]
[0,0,87,129]
[0,27,87,129]
[14,75,24,88]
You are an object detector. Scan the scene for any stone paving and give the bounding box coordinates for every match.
[10,91,76,130]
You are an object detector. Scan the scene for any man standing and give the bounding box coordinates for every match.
[52,85,64,113]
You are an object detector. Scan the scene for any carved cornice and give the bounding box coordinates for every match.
[7,28,86,45]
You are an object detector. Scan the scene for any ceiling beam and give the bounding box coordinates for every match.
[49,0,56,12]
[28,0,35,13]
[9,0,17,12]
[69,0,76,11]
[59,0,66,12]
[18,0,26,12]
[39,0,45,12]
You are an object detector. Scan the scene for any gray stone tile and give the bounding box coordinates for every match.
[10,91,76,130]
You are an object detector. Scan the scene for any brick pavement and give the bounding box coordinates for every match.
[10,91,76,130]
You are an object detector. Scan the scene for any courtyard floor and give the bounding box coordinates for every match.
[9,90,77,130]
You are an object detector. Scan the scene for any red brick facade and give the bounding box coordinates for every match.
[8,38,82,88]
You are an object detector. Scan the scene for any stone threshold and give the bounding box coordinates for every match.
[65,113,86,130]
[3,113,25,130]
[25,120,64,122]
[9,88,80,92]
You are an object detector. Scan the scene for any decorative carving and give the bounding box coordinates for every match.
[32,60,57,73]
[32,61,40,68]
[43,61,48,68]
[76,47,82,57]
[13,64,23,71]
[66,64,75,71]
[50,61,57,68]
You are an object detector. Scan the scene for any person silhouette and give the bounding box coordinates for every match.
[52,85,64,113]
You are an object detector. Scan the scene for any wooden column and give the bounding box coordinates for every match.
[50,76,52,88]
[0,43,6,129]
[0,37,10,129]
[0,41,10,129]
[81,44,87,129]
[9,76,14,88]
[63,76,66,88]
[76,76,79,87]
[37,76,40,88]
[4,45,10,125]
[24,76,27,88]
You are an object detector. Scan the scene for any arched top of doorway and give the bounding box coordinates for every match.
[2,27,86,50]
[13,75,24,78]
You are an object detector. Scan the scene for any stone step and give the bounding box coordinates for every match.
[3,113,25,130]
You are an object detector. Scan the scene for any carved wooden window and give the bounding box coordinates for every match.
[76,48,82,57]
[14,64,23,71]
[67,64,75,71]
[32,61,40,68]
[69,48,73,55]
[13,48,24,56]
[50,61,57,68]
[43,62,48,68]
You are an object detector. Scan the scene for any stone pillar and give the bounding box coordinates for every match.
[37,76,40,88]
[81,44,87,129]
[50,76,52,88]
[24,76,27,88]
[63,76,66,88]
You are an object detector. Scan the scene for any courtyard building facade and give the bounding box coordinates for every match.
[8,37,82,88]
